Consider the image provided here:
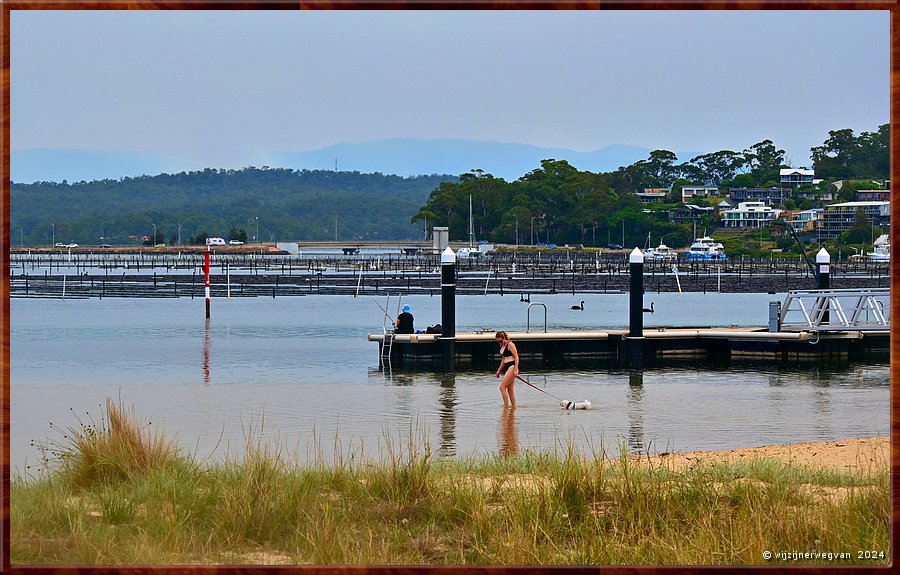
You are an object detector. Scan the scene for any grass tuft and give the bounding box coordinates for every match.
[32,399,182,490]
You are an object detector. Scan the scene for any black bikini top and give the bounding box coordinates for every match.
[500,344,513,357]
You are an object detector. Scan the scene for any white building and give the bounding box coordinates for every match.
[821,201,890,239]
[681,186,719,203]
[721,201,783,228]
[779,168,815,186]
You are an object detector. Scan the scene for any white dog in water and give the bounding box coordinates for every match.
[560,399,593,410]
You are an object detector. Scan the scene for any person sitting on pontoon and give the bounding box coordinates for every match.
[393,305,415,334]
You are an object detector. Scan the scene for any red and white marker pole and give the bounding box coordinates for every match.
[204,244,211,318]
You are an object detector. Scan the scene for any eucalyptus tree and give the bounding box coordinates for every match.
[686,150,745,185]
[811,124,889,180]
[743,139,786,184]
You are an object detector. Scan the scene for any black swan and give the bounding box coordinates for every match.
[643,302,655,313]
[571,301,585,310]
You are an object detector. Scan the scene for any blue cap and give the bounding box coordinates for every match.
[402,305,410,313]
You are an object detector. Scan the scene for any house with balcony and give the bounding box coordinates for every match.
[670,204,715,224]
[795,188,835,202]
[820,201,890,239]
[681,186,718,203]
[785,209,823,234]
[854,190,891,202]
[779,168,815,187]
[637,188,670,203]
[728,187,790,206]
[721,201,783,229]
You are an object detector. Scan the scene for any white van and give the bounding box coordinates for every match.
[206,237,226,246]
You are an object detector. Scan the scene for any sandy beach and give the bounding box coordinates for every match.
[637,436,889,472]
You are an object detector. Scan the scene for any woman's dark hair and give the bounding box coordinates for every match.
[495,331,508,340]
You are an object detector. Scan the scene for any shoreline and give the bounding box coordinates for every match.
[634,435,889,472]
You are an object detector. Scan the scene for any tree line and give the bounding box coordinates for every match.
[11,167,454,246]
[11,124,887,250]
[412,125,889,248]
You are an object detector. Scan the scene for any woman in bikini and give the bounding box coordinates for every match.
[494,331,518,407]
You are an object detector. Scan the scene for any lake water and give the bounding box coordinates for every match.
[10,292,889,476]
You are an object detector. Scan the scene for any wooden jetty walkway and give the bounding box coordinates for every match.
[368,326,889,369]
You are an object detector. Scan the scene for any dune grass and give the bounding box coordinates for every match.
[12,400,890,565]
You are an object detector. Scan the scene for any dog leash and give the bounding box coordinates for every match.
[516,374,563,401]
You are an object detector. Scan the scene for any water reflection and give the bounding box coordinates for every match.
[438,374,457,458]
[498,406,518,457]
[383,371,416,386]
[812,388,833,437]
[627,371,645,453]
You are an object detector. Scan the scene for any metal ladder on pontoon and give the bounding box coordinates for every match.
[380,294,403,369]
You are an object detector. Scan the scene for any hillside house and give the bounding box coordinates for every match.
[854,190,891,202]
[638,188,670,203]
[670,204,715,224]
[786,209,823,233]
[721,201,783,229]
[779,168,815,187]
[820,201,890,239]
[728,187,790,206]
[681,186,718,203]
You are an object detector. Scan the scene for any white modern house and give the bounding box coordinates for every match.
[721,201,784,228]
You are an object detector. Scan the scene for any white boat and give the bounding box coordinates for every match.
[684,236,727,261]
[868,234,890,262]
[643,243,678,261]
[456,246,480,258]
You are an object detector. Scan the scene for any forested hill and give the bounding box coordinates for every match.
[11,168,457,245]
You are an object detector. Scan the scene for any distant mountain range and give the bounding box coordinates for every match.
[11,139,701,184]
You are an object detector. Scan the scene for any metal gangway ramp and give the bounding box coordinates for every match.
[777,288,890,332]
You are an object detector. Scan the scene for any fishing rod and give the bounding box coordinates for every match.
[372,298,389,315]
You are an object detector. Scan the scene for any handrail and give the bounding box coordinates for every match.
[779,288,889,332]
[527,302,548,333]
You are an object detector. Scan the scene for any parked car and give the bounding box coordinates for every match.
[228,240,244,245]
[54,242,66,247]
[607,243,623,250]
[99,244,112,248]
[205,237,226,246]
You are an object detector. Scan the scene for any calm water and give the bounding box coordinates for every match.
[10,292,889,475]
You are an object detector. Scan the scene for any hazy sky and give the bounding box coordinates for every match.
[11,9,890,170]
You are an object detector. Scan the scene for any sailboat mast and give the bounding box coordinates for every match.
[469,194,475,248]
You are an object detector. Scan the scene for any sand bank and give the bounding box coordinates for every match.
[637,436,889,472]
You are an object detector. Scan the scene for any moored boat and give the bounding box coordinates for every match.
[684,236,727,261]
[868,234,890,262]
[643,243,678,261]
